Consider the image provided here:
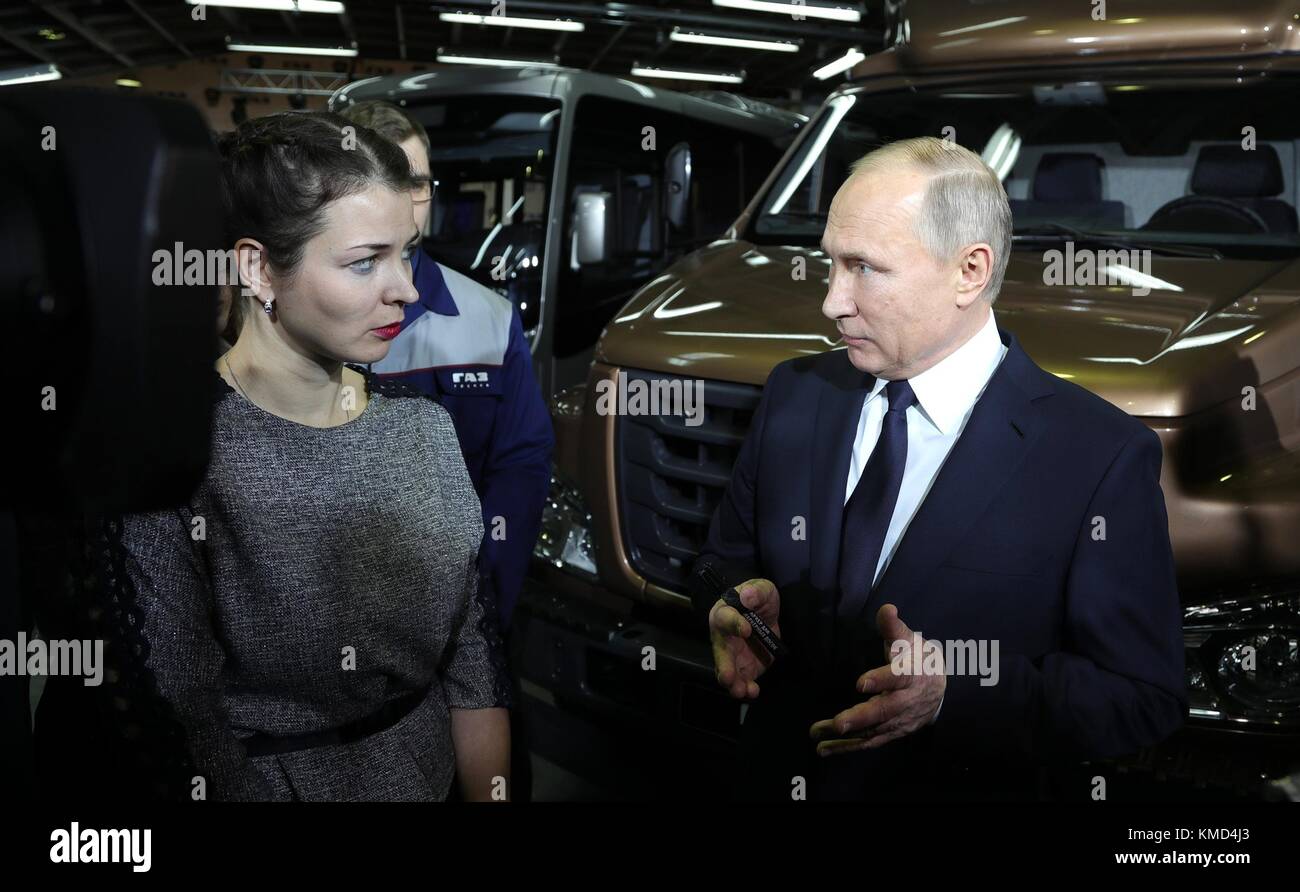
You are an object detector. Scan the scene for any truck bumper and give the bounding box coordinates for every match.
[511,568,742,756]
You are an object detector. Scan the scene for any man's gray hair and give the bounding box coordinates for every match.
[849,136,1012,303]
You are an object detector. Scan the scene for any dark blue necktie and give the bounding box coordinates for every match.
[837,378,916,619]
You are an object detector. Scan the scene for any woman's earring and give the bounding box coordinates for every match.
[263,298,274,316]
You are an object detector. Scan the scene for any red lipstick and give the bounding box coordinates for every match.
[372,322,402,340]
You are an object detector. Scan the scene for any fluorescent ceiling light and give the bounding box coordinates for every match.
[631,65,744,84]
[187,0,345,12]
[437,51,559,68]
[0,63,62,86]
[712,0,861,23]
[439,12,584,32]
[116,78,142,88]
[669,28,798,52]
[812,48,864,79]
[227,41,358,57]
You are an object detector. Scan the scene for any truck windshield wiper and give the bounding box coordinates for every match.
[1012,222,1223,260]
[759,211,827,227]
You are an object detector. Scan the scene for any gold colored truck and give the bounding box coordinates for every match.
[521,1,1300,797]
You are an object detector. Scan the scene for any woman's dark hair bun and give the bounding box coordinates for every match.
[218,110,414,285]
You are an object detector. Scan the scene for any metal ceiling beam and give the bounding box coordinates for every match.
[217,7,243,44]
[338,8,359,49]
[0,26,62,70]
[40,3,135,68]
[587,22,629,70]
[220,67,349,96]
[762,43,826,87]
[646,31,673,62]
[125,0,192,59]
[395,3,406,60]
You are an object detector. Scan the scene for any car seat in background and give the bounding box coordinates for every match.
[1008,152,1127,228]
[1186,144,1298,234]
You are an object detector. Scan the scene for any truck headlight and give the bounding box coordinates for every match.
[1183,589,1300,727]
[532,468,597,580]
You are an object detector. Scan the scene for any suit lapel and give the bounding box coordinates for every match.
[809,354,873,592]
[861,330,1054,621]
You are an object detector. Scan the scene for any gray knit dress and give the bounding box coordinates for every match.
[117,367,510,801]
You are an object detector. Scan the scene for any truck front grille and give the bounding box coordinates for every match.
[615,369,762,590]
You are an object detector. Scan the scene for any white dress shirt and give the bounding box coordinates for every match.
[843,311,1007,723]
[843,309,1008,582]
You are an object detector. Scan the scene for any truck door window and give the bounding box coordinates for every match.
[411,95,560,332]
[556,95,783,358]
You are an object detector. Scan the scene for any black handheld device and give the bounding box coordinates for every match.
[698,561,790,661]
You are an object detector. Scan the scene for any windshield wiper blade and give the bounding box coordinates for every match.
[762,211,826,221]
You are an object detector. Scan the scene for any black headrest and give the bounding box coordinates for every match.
[1191,144,1284,198]
[1032,153,1105,202]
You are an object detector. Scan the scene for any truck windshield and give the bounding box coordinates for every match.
[751,77,1300,259]
[410,95,560,330]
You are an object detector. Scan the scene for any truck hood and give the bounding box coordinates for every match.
[596,239,1300,417]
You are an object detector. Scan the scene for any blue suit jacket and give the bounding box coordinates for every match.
[700,326,1186,800]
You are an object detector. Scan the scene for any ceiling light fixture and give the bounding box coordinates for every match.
[712,0,861,24]
[631,64,744,84]
[812,47,865,79]
[669,28,798,52]
[436,51,561,68]
[187,0,345,13]
[0,63,62,86]
[439,12,584,32]
[227,41,358,57]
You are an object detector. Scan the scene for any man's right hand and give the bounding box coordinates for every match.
[708,579,782,700]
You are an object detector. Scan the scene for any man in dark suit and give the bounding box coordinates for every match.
[699,136,1186,802]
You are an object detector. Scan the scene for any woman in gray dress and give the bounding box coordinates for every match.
[117,111,511,801]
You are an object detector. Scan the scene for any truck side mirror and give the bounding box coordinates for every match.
[664,141,692,230]
[570,190,612,270]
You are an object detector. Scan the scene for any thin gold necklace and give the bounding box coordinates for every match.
[223,355,353,425]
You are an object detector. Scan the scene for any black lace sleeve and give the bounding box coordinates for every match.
[474,550,515,710]
[114,505,276,801]
[21,509,199,802]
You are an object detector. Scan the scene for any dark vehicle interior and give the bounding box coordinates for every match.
[556,94,786,357]
[414,95,559,332]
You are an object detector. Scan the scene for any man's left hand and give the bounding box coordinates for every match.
[809,604,946,757]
